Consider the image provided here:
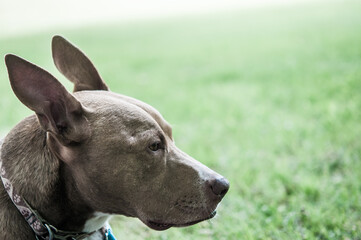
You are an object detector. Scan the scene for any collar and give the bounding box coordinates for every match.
[0,139,116,240]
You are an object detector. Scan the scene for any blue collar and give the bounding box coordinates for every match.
[104,227,117,240]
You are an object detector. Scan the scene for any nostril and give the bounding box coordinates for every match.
[219,188,228,197]
[208,177,230,198]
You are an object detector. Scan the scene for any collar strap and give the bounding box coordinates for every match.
[0,139,115,240]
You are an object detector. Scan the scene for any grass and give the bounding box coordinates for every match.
[1,0,361,239]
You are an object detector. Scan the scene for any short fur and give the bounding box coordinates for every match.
[0,36,229,240]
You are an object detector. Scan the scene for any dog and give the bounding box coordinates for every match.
[0,36,229,240]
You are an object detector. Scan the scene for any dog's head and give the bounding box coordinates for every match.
[5,36,229,231]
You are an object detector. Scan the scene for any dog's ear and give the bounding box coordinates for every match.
[52,35,109,92]
[5,54,91,145]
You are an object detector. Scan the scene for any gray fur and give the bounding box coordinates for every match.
[0,36,229,239]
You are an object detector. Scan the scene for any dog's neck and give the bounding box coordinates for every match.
[0,115,98,238]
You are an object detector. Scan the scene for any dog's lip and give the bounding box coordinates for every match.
[147,211,217,231]
[146,221,173,231]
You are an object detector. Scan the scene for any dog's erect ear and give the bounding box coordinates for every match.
[52,35,109,92]
[5,54,90,145]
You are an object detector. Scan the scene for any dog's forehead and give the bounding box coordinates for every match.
[74,91,172,138]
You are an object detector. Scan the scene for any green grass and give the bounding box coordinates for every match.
[1,0,361,239]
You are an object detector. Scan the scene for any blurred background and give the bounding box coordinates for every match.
[1,0,361,239]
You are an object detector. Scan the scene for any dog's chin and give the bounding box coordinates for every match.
[144,210,217,231]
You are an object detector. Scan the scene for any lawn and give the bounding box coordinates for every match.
[1,0,361,239]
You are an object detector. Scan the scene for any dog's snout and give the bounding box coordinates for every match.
[207,177,229,198]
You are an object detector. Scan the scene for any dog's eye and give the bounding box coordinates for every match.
[149,141,162,151]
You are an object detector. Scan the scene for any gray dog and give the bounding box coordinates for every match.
[0,36,229,240]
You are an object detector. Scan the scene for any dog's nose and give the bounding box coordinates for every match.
[208,177,230,198]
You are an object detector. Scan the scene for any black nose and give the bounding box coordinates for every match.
[208,177,230,198]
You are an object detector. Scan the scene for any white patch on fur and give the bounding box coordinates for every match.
[83,212,112,232]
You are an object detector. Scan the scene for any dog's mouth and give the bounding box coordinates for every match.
[146,210,217,231]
